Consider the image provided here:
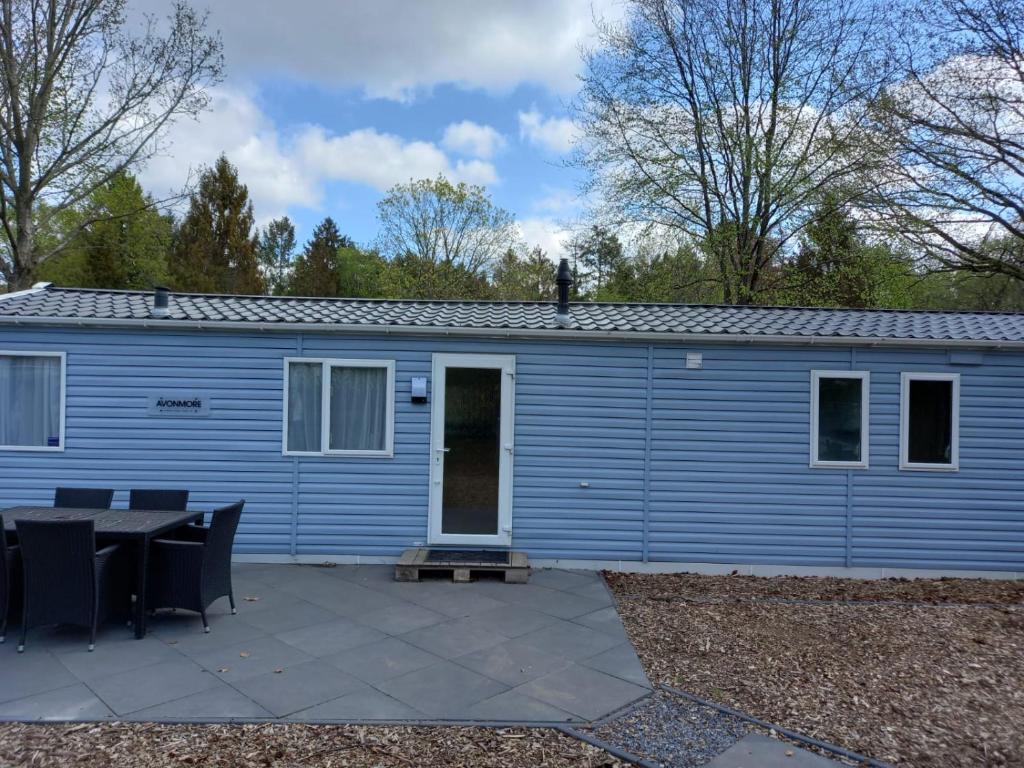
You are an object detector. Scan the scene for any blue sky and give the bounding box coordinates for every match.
[134,0,618,258]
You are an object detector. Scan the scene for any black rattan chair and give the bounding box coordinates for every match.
[54,487,114,509]
[146,501,244,632]
[0,516,19,644]
[128,489,189,512]
[15,519,130,652]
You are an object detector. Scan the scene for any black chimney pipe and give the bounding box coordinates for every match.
[151,286,170,318]
[555,258,572,326]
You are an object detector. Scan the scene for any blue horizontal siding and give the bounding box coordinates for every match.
[0,326,1021,571]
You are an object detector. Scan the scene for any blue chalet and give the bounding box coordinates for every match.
[0,279,1022,578]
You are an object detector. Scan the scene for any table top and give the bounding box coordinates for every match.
[1,506,200,537]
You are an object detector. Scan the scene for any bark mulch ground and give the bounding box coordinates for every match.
[605,572,1024,768]
[0,723,626,768]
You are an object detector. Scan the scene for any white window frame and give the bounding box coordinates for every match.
[900,372,960,471]
[0,350,66,453]
[282,357,395,458]
[810,370,870,469]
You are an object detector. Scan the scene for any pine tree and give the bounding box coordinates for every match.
[169,155,264,294]
[290,217,345,296]
[38,172,172,289]
[257,217,296,295]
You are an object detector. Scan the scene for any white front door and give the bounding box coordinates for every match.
[428,353,515,547]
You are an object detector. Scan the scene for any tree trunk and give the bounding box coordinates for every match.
[12,197,34,290]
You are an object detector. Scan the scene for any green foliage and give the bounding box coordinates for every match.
[376,177,517,275]
[379,253,491,300]
[569,226,625,298]
[600,245,722,303]
[289,217,385,298]
[491,247,556,300]
[169,155,264,294]
[257,217,297,295]
[37,172,172,289]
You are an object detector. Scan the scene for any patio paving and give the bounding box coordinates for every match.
[0,564,651,724]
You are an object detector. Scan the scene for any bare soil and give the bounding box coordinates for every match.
[0,723,625,767]
[605,572,1024,768]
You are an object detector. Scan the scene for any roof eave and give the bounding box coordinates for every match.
[0,313,1020,350]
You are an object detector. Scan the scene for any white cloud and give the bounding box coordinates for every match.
[532,187,581,215]
[517,217,572,260]
[136,88,499,223]
[442,121,507,159]
[518,109,579,154]
[132,0,623,101]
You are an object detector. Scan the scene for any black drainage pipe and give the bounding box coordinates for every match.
[555,725,661,768]
[660,685,893,768]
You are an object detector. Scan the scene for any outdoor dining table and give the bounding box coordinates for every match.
[2,506,202,639]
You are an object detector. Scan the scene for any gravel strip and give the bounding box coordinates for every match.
[606,573,1024,768]
[590,689,755,768]
[0,723,628,767]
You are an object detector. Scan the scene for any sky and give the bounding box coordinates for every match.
[132,0,621,259]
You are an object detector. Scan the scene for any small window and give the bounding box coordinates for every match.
[0,351,65,451]
[901,372,959,470]
[810,371,869,468]
[283,358,394,457]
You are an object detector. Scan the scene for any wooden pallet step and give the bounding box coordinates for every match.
[395,548,529,583]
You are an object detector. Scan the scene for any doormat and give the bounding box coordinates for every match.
[425,548,511,565]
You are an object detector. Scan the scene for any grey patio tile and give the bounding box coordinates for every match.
[571,606,629,640]
[0,683,114,721]
[528,569,598,592]
[355,602,447,636]
[578,643,651,687]
[399,618,506,660]
[500,585,606,619]
[232,660,369,717]
[517,620,622,661]
[466,604,559,638]
[323,637,442,685]
[240,599,340,634]
[513,664,650,721]
[567,580,615,605]
[87,659,221,715]
[467,689,577,723]
[56,635,182,681]
[276,619,387,657]
[328,564,396,586]
[192,636,315,682]
[405,589,509,618]
[454,639,570,687]
[705,734,841,767]
[377,661,508,718]
[0,650,79,704]
[229,586,311,617]
[128,681,275,720]
[154,616,267,657]
[293,688,424,720]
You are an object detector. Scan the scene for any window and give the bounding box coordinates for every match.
[283,358,394,457]
[901,372,959,470]
[0,351,65,451]
[810,371,869,468]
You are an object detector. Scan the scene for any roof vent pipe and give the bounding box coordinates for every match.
[151,286,170,318]
[555,258,572,328]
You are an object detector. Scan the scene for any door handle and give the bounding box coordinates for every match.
[436,447,451,453]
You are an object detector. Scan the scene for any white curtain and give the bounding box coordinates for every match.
[0,356,61,447]
[287,362,322,452]
[330,366,387,451]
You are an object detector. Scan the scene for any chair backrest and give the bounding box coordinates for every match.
[15,519,96,627]
[54,487,114,509]
[203,501,243,569]
[0,516,8,615]
[129,489,189,512]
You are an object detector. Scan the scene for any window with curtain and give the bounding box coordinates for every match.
[0,353,64,449]
[901,373,959,469]
[285,359,393,456]
[811,371,869,467]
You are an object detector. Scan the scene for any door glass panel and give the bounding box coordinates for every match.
[441,367,501,535]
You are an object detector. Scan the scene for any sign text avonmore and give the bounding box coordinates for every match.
[146,394,211,417]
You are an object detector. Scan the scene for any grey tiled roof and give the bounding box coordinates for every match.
[2,285,1024,344]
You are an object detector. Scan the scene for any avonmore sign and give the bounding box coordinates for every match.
[147,394,211,417]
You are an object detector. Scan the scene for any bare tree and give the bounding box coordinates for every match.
[376,176,518,277]
[0,0,222,289]
[576,0,895,304]
[865,0,1024,281]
